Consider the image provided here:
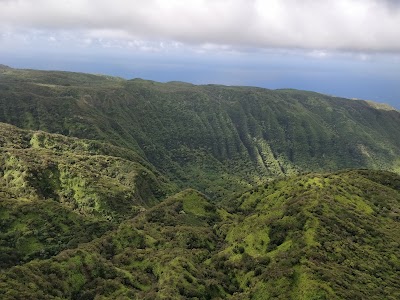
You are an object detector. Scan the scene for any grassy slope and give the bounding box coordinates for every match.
[0,66,399,299]
[1,67,399,199]
[1,170,399,299]
[0,122,175,215]
[0,189,226,300]
[0,122,175,268]
[222,169,400,299]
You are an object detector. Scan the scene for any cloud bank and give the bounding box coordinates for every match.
[1,0,400,52]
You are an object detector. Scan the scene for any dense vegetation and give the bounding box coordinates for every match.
[0,66,399,299]
[0,122,175,269]
[1,66,399,198]
[1,171,399,299]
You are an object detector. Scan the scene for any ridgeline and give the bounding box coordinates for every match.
[0,66,399,299]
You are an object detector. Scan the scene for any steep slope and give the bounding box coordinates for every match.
[1,170,399,299]
[0,122,174,216]
[0,189,226,300]
[1,66,399,299]
[0,122,175,268]
[1,67,399,198]
[221,169,400,299]
[0,197,112,270]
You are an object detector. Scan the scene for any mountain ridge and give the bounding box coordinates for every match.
[1,66,399,199]
[0,66,400,299]
[1,64,397,109]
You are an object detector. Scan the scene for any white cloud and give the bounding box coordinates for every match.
[0,0,400,52]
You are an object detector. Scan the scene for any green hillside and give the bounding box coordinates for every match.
[1,67,399,198]
[0,122,175,268]
[1,170,399,299]
[0,66,399,299]
[0,122,174,216]
[221,170,400,299]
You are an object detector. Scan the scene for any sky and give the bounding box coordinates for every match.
[1,0,400,108]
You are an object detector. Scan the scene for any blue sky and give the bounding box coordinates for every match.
[1,0,400,109]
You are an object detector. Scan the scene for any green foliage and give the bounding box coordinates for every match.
[0,198,112,269]
[0,68,399,199]
[0,123,175,218]
[0,67,400,299]
[221,170,400,299]
[0,190,228,299]
[1,170,399,299]
[0,122,175,270]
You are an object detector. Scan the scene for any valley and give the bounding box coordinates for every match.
[0,66,399,299]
